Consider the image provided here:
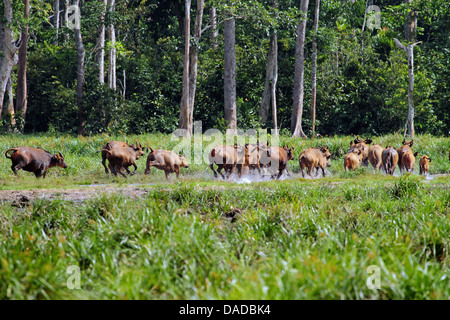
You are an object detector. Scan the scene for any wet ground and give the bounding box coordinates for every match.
[0,172,447,204]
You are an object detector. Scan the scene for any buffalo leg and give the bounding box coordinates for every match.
[145,162,152,175]
[102,155,109,174]
[209,164,218,178]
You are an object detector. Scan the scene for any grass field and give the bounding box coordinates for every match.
[0,133,449,299]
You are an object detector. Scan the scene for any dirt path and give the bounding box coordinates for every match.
[0,186,151,204]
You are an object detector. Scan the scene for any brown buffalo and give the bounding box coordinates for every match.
[344,149,362,171]
[419,155,431,175]
[5,147,68,178]
[242,143,269,176]
[368,144,383,171]
[401,150,419,173]
[145,148,189,179]
[298,146,331,178]
[349,137,372,166]
[208,145,240,179]
[100,141,145,174]
[260,145,294,179]
[102,143,145,177]
[396,140,414,173]
[382,146,399,175]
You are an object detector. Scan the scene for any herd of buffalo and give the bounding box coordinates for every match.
[3,137,446,180]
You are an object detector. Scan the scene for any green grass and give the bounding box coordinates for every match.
[0,133,449,299]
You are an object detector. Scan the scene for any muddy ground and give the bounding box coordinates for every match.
[0,186,151,205]
[0,173,447,205]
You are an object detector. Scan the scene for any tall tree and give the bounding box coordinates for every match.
[310,0,320,135]
[224,15,237,130]
[209,6,218,50]
[73,0,86,135]
[96,0,107,84]
[107,0,116,90]
[260,0,279,134]
[0,0,21,117]
[16,0,30,129]
[179,0,192,136]
[53,0,60,44]
[395,0,419,138]
[291,0,309,137]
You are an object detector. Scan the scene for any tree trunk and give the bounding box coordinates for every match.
[291,0,309,137]
[107,0,116,90]
[4,77,16,127]
[16,0,30,130]
[394,38,420,139]
[96,0,107,84]
[179,0,191,136]
[64,0,70,42]
[0,0,21,117]
[310,0,320,135]
[74,0,86,135]
[209,7,218,50]
[406,45,415,137]
[187,0,204,134]
[260,0,279,127]
[54,0,60,44]
[224,16,237,130]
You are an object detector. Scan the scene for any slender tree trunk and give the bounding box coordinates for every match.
[209,7,218,50]
[74,0,86,135]
[224,16,237,130]
[271,37,278,135]
[96,0,107,84]
[406,45,415,137]
[179,0,191,136]
[107,0,116,90]
[187,0,204,134]
[394,38,420,139]
[4,77,16,127]
[0,0,21,116]
[64,0,70,42]
[16,0,30,130]
[260,32,278,130]
[310,0,320,135]
[260,0,279,127]
[54,0,60,44]
[291,0,309,137]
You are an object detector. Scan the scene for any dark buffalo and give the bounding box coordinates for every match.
[5,146,68,178]
[100,141,145,174]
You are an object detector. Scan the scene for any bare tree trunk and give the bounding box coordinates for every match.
[179,0,191,136]
[96,0,107,84]
[209,7,218,50]
[74,0,86,135]
[54,0,60,44]
[394,38,420,139]
[291,0,309,137]
[107,0,116,90]
[271,38,278,135]
[4,77,16,127]
[260,0,279,127]
[224,16,237,130]
[187,0,204,134]
[64,0,70,42]
[310,0,320,135]
[0,0,21,116]
[16,0,30,130]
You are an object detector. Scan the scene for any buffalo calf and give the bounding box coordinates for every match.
[419,155,431,175]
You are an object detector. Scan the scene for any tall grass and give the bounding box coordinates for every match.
[0,181,449,299]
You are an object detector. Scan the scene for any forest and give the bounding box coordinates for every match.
[0,0,448,137]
